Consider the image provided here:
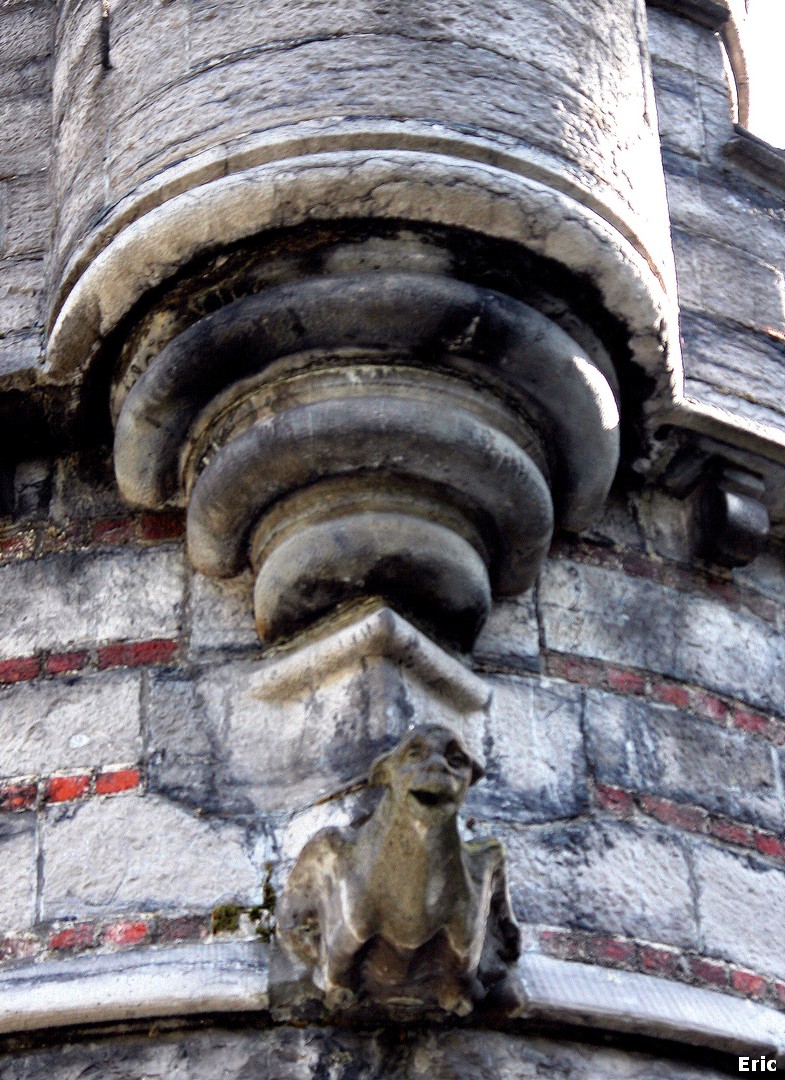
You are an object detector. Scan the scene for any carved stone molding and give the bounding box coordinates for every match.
[114,268,619,648]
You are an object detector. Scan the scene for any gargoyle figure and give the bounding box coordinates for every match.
[277,725,522,1015]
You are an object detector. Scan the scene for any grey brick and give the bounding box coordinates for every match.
[500,820,698,948]
[188,570,258,653]
[0,548,185,660]
[0,672,141,781]
[694,842,785,980]
[0,329,41,383]
[0,2,53,66]
[584,689,782,831]
[0,96,50,178]
[473,594,540,672]
[3,174,50,257]
[42,794,260,918]
[0,813,36,934]
[540,559,785,716]
[652,65,704,160]
[469,676,588,824]
[0,259,44,336]
[673,230,785,336]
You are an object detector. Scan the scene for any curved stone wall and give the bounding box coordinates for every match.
[0,456,783,1072]
[46,0,678,410]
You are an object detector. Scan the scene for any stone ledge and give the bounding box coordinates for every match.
[0,943,782,1057]
[724,125,785,193]
[0,941,269,1035]
[645,0,729,32]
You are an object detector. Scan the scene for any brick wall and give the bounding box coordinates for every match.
[0,457,783,1015]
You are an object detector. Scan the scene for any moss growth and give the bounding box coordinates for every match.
[211,903,243,934]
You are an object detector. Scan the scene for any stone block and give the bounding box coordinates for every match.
[500,819,698,948]
[0,813,36,933]
[681,312,785,433]
[0,95,50,178]
[3,174,51,258]
[540,559,785,716]
[468,675,588,824]
[42,794,260,918]
[693,842,785,980]
[473,594,540,672]
[646,8,725,85]
[584,689,781,831]
[0,672,141,780]
[0,2,52,66]
[652,64,704,159]
[0,259,44,336]
[673,230,785,336]
[0,330,41,383]
[188,570,258,653]
[0,548,185,660]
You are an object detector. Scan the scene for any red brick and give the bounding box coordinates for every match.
[44,650,89,676]
[638,795,708,833]
[619,550,660,582]
[139,511,185,542]
[586,933,636,966]
[595,784,635,816]
[688,955,728,987]
[44,774,89,804]
[650,681,691,709]
[730,968,768,998]
[0,936,37,963]
[0,656,40,684]
[546,653,603,686]
[154,914,209,943]
[95,768,140,795]
[753,832,785,860]
[606,668,647,695]
[693,693,730,722]
[0,532,35,559]
[732,706,769,736]
[708,817,756,848]
[91,517,136,545]
[538,927,585,961]
[0,782,37,812]
[638,944,681,979]
[102,920,150,947]
[49,924,95,951]
[97,639,177,670]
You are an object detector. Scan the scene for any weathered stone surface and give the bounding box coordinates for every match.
[0,95,49,178]
[673,230,785,336]
[0,671,141,780]
[188,570,258,653]
[540,559,785,715]
[42,794,260,918]
[278,725,520,1014]
[0,1023,733,1078]
[693,842,785,980]
[501,820,698,948]
[473,594,540,672]
[652,65,704,160]
[0,548,185,659]
[0,258,44,336]
[2,174,50,258]
[0,813,36,933]
[470,676,588,824]
[150,609,490,817]
[584,689,782,830]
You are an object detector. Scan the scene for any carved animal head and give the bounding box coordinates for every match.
[369,725,484,821]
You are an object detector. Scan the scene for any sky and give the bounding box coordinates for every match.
[744,0,785,148]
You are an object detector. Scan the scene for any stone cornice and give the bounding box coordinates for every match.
[646,0,729,31]
[1,942,782,1060]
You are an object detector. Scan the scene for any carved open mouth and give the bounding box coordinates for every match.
[410,789,454,808]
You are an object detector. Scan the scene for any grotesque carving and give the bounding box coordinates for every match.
[277,725,522,1016]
